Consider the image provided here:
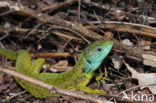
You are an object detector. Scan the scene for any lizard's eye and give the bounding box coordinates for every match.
[97,47,102,52]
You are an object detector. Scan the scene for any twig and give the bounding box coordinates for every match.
[24,22,44,38]
[52,32,83,41]
[0,27,83,42]
[7,90,27,100]
[83,0,156,23]
[50,65,72,72]
[47,25,91,44]
[113,41,156,59]
[1,27,156,60]
[91,21,156,38]
[0,66,111,103]
[30,52,74,58]
[0,1,156,60]
[76,0,81,23]
[0,0,103,40]
[41,0,77,13]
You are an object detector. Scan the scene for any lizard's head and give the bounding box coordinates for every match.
[83,40,113,74]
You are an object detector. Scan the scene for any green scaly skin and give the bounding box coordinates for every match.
[0,40,113,98]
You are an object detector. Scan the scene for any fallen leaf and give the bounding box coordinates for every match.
[104,31,114,39]
[143,54,156,67]
[54,60,68,66]
[50,60,72,72]
[111,54,123,70]
[138,37,151,50]
[124,61,156,95]
[122,39,134,46]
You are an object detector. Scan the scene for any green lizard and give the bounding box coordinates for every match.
[0,40,113,98]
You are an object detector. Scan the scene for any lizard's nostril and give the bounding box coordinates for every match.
[87,59,91,64]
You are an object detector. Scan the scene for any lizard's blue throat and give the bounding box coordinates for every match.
[83,58,103,74]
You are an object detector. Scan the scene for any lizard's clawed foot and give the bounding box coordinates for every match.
[95,72,110,85]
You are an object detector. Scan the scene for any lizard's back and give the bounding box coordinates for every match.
[15,50,88,98]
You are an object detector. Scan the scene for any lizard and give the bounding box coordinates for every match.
[0,40,113,98]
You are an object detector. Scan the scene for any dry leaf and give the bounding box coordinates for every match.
[50,60,72,72]
[54,60,68,66]
[143,54,156,67]
[138,37,151,50]
[122,39,134,46]
[104,31,114,39]
[124,61,156,95]
[111,54,123,70]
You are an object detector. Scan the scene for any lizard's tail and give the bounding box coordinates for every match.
[0,48,18,60]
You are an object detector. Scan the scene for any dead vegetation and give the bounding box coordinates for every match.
[0,0,156,103]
